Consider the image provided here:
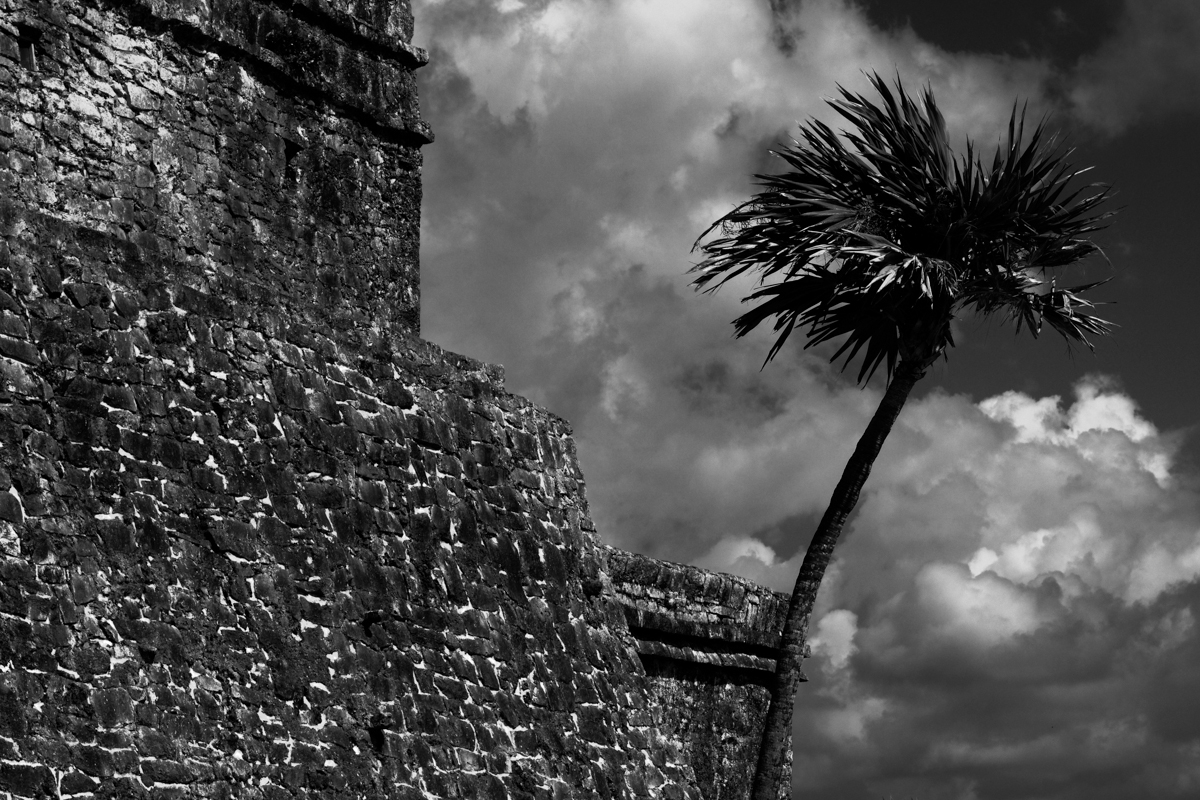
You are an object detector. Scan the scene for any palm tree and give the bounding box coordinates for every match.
[690,73,1114,800]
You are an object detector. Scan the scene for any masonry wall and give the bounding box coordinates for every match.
[0,2,794,798]
[1,0,427,338]
[606,550,795,800]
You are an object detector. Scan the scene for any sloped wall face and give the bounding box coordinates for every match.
[0,270,709,798]
[607,551,793,800]
[640,663,777,800]
[0,0,427,339]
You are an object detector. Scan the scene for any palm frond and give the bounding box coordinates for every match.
[691,72,1114,382]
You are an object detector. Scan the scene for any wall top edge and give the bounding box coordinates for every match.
[113,0,429,68]
[602,546,790,647]
[286,0,428,63]
[66,0,436,144]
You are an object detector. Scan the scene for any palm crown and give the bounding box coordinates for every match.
[692,73,1114,383]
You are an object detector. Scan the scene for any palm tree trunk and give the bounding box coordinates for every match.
[749,358,928,800]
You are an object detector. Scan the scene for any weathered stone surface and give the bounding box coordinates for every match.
[607,548,796,799]
[0,0,796,798]
[1,0,423,337]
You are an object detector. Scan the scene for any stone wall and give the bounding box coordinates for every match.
[1,0,426,338]
[0,1,795,798]
[606,550,796,800]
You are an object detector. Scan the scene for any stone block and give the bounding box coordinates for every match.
[0,334,39,364]
[59,770,100,795]
[0,681,26,737]
[0,763,54,796]
[0,490,23,523]
[91,687,135,727]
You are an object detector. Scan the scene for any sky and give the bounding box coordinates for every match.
[409,1,1200,798]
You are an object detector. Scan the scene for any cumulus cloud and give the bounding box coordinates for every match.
[414,0,1056,374]
[411,0,1200,796]
[413,0,1073,567]
[779,380,1200,798]
[691,536,796,591]
[413,0,1197,564]
[810,608,859,671]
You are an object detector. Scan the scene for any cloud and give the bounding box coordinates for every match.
[692,536,795,591]
[1068,0,1200,134]
[810,608,859,671]
[413,0,1058,375]
[566,351,1200,796]
[413,0,1199,570]
[771,380,1200,798]
[411,1,1200,796]
[414,0,1071,568]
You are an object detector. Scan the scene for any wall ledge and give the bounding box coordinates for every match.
[604,546,807,678]
[105,0,434,145]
